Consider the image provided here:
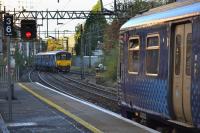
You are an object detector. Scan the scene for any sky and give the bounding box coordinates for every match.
[2,0,114,38]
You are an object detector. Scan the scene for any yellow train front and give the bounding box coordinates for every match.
[55,51,71,72]
[35,51,72,72]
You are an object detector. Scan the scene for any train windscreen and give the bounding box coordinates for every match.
[56,53,71,60]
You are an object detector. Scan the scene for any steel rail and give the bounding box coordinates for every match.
[44,72,117,102]
[29,70,91,102]
[60,73,117,95]
[28,70,119,113]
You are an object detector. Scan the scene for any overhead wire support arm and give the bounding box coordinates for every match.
[7,10,116,20]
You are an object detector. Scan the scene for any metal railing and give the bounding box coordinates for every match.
[0,65,20,83]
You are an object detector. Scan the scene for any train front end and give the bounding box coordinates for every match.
[56,52,72,72]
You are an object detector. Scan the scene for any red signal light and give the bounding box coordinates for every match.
[21,20,37,40]
[25,31,31,38]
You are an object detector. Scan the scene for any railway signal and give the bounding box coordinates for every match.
[21,20,37,40]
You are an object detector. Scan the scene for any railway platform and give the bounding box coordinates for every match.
[0,82,159,133]
[0,83,90,133]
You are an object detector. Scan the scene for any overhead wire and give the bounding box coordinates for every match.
[41,0,115,38]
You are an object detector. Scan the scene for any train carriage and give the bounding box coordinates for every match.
[35,51,71,72]
[119,0,200,130]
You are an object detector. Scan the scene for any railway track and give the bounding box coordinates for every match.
[69,70,95,76]
[29,70,119,113]
[61,72,117,92]
[59,73,117,101]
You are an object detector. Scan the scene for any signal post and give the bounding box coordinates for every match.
[4,14,13,121]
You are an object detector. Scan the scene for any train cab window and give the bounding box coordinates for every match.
[60,54,66,60]
[57,54,65,60]
[146,34,160,76]
[56,54,60,60]
[128,37,140,74]
[56,53,71,60]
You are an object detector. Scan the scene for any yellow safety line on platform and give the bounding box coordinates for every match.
[18,83,102,133]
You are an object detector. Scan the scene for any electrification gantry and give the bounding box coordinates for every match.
[5,10,115,20]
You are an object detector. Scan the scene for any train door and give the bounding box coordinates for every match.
[173,23,192,123]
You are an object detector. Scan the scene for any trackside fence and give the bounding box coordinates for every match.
[0,65,19,83]
[0,65,20,98]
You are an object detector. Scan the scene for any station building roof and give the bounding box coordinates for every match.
[120,0,200,31]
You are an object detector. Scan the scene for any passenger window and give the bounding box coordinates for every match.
[128,37,140,74]
[56,54,61,60]
[147,36,159,47]
[146,34,160,76]
[186,33,192,76]
[66,53,72,60]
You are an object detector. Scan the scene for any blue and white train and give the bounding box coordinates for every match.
[35,51,72,72]
[119,0,200,131]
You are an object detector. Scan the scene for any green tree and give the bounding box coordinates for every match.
[74,0,107,56]
[103,19,120,51]
[14,45,24,67]
[74,24,82,55]
[101,19,120,82]
[84,0,107,54]
[116,0,167,20]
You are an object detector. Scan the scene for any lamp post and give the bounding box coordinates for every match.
[37,24,43,53]
[63,36,68,51]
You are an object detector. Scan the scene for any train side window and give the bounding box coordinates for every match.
[45,55,48,62]
[128,36,140,74]
[146,34,160,76]
[48,55,50,61]
[56,54,61,60]
[66,53,71,60]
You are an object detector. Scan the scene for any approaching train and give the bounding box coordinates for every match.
[119,0,200,131]
[35,51,72,72]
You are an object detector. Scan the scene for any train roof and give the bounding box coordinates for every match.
[36,51,69,56]
[120,0,200,32]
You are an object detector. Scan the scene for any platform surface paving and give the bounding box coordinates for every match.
[0,83,90,133]
[16,82,159,133]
